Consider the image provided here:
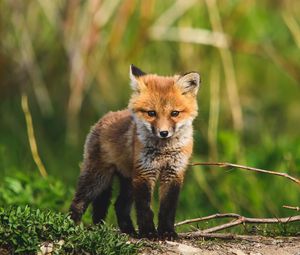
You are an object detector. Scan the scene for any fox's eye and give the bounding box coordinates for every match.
[171,111,179,117]
[147,111,156,117]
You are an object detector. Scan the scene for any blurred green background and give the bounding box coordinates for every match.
[0,0,299,229]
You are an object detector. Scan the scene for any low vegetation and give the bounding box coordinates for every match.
[0,206,141,255]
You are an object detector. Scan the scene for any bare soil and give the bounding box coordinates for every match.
[139,236,300,255]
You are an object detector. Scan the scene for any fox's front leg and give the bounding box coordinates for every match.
[133,176,157,239]
[158,174,183,240]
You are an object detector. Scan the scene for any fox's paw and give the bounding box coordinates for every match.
[119,222,137,237]
[69,210,82,224]
[158,230,178,241]
[139,230,158,240]
[121,227,137,237]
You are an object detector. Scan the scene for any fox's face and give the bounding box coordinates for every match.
[128,65,200,139]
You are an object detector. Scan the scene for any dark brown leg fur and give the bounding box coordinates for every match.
[115,175,136,235]
[69,169,113,224]
[69,195,90,224]
[157,179,181,240]
[69,172,93,223]
[92,186,112,224]
[133,178,157,239]
[70,129,115,224]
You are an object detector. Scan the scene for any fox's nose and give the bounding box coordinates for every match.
[159,131,169,138]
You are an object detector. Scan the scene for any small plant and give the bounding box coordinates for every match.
[0,206,141,254]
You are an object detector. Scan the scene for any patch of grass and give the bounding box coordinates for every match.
[0,206,141,255]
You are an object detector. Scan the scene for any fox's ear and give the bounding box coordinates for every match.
[130,64,146,77]
[176,72,201,95]
[129,64,146,91]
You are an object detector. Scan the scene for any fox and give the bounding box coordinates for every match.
[69,65,201,240]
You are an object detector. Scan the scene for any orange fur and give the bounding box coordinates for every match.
[70,65,201,239]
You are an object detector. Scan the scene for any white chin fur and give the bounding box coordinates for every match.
[143,122,153,133]
[176,119,193,131]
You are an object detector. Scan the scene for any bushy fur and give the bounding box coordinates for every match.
[69,65,200,240]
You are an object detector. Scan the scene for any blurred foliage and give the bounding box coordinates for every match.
[0,172,73,212]
[0,0,299,233]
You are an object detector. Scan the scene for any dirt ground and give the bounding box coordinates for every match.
[140,236,300,255]
[0,235,299,254]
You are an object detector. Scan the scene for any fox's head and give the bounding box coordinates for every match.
[128,65,200,139]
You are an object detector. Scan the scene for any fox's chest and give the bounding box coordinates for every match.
[136,145,189,177]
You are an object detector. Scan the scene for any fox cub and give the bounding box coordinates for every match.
[70,65,201,240]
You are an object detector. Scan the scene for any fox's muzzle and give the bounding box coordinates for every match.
[151,126,174,139]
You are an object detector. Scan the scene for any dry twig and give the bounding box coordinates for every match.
[283,205,300,212]
[176,213,300,235]
[175,213,240,227]
[21,93,48,178]
[202,215,300,233]
[180,163,300,237]
[190,162,300,186]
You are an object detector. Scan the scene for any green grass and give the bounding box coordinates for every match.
[0,1,299,252]
[0,206,141,255]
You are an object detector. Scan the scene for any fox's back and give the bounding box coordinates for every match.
[90,109,135,177]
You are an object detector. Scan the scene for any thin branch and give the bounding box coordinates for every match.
[176,213,300,229]
[21,93,48,178]
[189,162,300,186]
[201,218,250,234]
[175,213,240,227]
[176,213,300,234]
[283,205,300,212]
